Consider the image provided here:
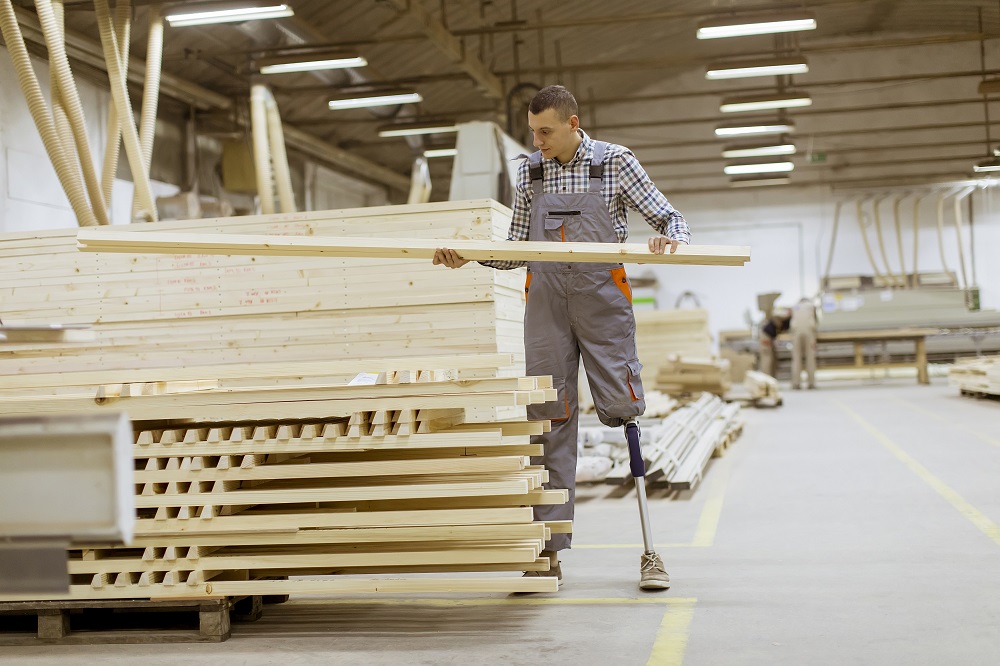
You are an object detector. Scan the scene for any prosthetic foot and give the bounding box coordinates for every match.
[625,419,671,591]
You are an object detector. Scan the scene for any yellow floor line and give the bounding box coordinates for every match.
[289,596,697,607]
[889,395,1000,449]
[838,401,1000,548]
[576,458,734,550]
[647,597,697,666]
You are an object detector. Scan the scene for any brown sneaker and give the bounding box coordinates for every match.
[521,560,562,587]
[639,552,670,590]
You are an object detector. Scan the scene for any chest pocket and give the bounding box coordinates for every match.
[543,211,581,242]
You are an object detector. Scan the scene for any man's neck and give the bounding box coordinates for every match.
[554,131,584,164]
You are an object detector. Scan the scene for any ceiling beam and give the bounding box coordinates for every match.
[384,0,504,100]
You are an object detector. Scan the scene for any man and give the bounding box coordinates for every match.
[433,85,690,591]
[789,297,818,389]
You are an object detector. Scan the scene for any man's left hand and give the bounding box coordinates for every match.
[649,236,681,254]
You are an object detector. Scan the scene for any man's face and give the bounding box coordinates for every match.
[528,108,580,163]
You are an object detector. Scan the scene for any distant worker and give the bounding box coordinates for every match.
[790,297,818,389]
[431,85,690,591]
[759,308,790,378]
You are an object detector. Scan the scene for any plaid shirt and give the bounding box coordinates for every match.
[481,129,691,269]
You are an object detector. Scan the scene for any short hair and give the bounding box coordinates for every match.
[529,85,578,121]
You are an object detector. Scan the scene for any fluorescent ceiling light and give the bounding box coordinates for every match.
[724,161,795,175]
[697,12,816,39]
[720,92,812,113]
[378,123,459,138]
[973,158,1000,172]
[722,142,796,158]
[165,4,293,27]
[328,92,422,110]
[706,58,809,80]
[730,174,793,188]
[260,56,367,74]
[716,122,795,137]
[423,148,457,158]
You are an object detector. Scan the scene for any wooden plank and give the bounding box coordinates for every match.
[77,230,751,266]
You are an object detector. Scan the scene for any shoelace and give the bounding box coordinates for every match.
[641,553,665,574]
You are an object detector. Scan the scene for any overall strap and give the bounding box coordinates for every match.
[589,141,608,193]
[528,150,544,195]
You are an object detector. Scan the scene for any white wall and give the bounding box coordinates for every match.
[627,184,1000,346]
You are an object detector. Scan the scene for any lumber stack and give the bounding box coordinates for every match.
[949,355,1000,397]
[602,393,742,490]
[0,200,526,422]
[0,371,567,601]
[743,370,783,406]
[655,355,732,396]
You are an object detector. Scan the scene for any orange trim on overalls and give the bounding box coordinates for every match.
[610,266,632,303]
[524,272,532,302]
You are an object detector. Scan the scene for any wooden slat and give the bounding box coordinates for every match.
[77,230,751,266]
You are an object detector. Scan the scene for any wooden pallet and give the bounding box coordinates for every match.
[0,598,233,644]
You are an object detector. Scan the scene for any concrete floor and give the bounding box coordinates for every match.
[3,378,1000,665]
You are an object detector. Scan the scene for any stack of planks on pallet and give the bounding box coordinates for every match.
[742,370,783,407]
[949,355,1000,398]
[0,200,575,600]
[634,309,731,396]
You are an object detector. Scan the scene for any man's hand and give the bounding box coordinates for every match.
[649,236,681,255]
[433,248,470,268]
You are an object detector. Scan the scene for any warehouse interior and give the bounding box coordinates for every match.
[1,1,999,664]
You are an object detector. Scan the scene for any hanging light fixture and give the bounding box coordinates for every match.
[165,3,294,27]
[729,174,793,187]
[697,11,816,39]
[258,55,368,74]
[722,141,796,158]
[720,92,812,113]
[378,121,459,138]
[328,92,423,110]
[715,120,795,137]
[706,57,809,80]
[424,148,457,158]
[724,161,795,175]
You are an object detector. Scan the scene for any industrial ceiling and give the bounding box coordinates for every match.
[11,0,1000,197]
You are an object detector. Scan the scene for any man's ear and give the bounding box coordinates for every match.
[568,114,580,130]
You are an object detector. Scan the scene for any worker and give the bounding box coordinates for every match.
[789,297,818,389]
[432,85,690,591]
[759,308,790,378]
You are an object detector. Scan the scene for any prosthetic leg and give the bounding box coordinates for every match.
[625,419,670,590]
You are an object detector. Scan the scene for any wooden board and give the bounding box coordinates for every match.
[76,229,751,267]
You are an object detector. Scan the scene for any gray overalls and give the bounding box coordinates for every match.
[524,141,646,552]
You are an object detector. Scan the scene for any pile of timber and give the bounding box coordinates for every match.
[655,355,732,396]
[0,368,567,601]
[601,393,742,490]
[949,355,1000,397]
[743,370,783,407]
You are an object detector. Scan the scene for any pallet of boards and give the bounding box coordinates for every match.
[743,370,783,406]
[633,309,714,391]
[0,372,568,602]
[949,355,1000,396]
[0,200,526,422]
[655,355,732,397]
[603,393,742,491]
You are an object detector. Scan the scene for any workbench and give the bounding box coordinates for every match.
[814,328,937,384]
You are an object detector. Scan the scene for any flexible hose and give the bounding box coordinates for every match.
[911,193,925,287]
[856,198,884,282]
[892,194,907,288]
[132,4,162,219]
[952,186,975,291]
[871,195,896,287]
[935,191,952,280]
[250,83,275,214]
[49,1,74,202]
[100,0,130,208]
[93,0,156,221]
[35,0,110,225]
[0,0,96,225]
[263,88,295,213]
[822,200,842,288]
[407,156,432,205]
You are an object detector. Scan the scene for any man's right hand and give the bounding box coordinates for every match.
[433,248,470,268]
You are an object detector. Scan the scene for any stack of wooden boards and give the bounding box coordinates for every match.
[742,370,783,407]
[0,200,572,600]
[634,309,731,396]
[600,393,742,490]
[0,199,527,423]
[0,369,567,601]
[949,355,1000,398]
